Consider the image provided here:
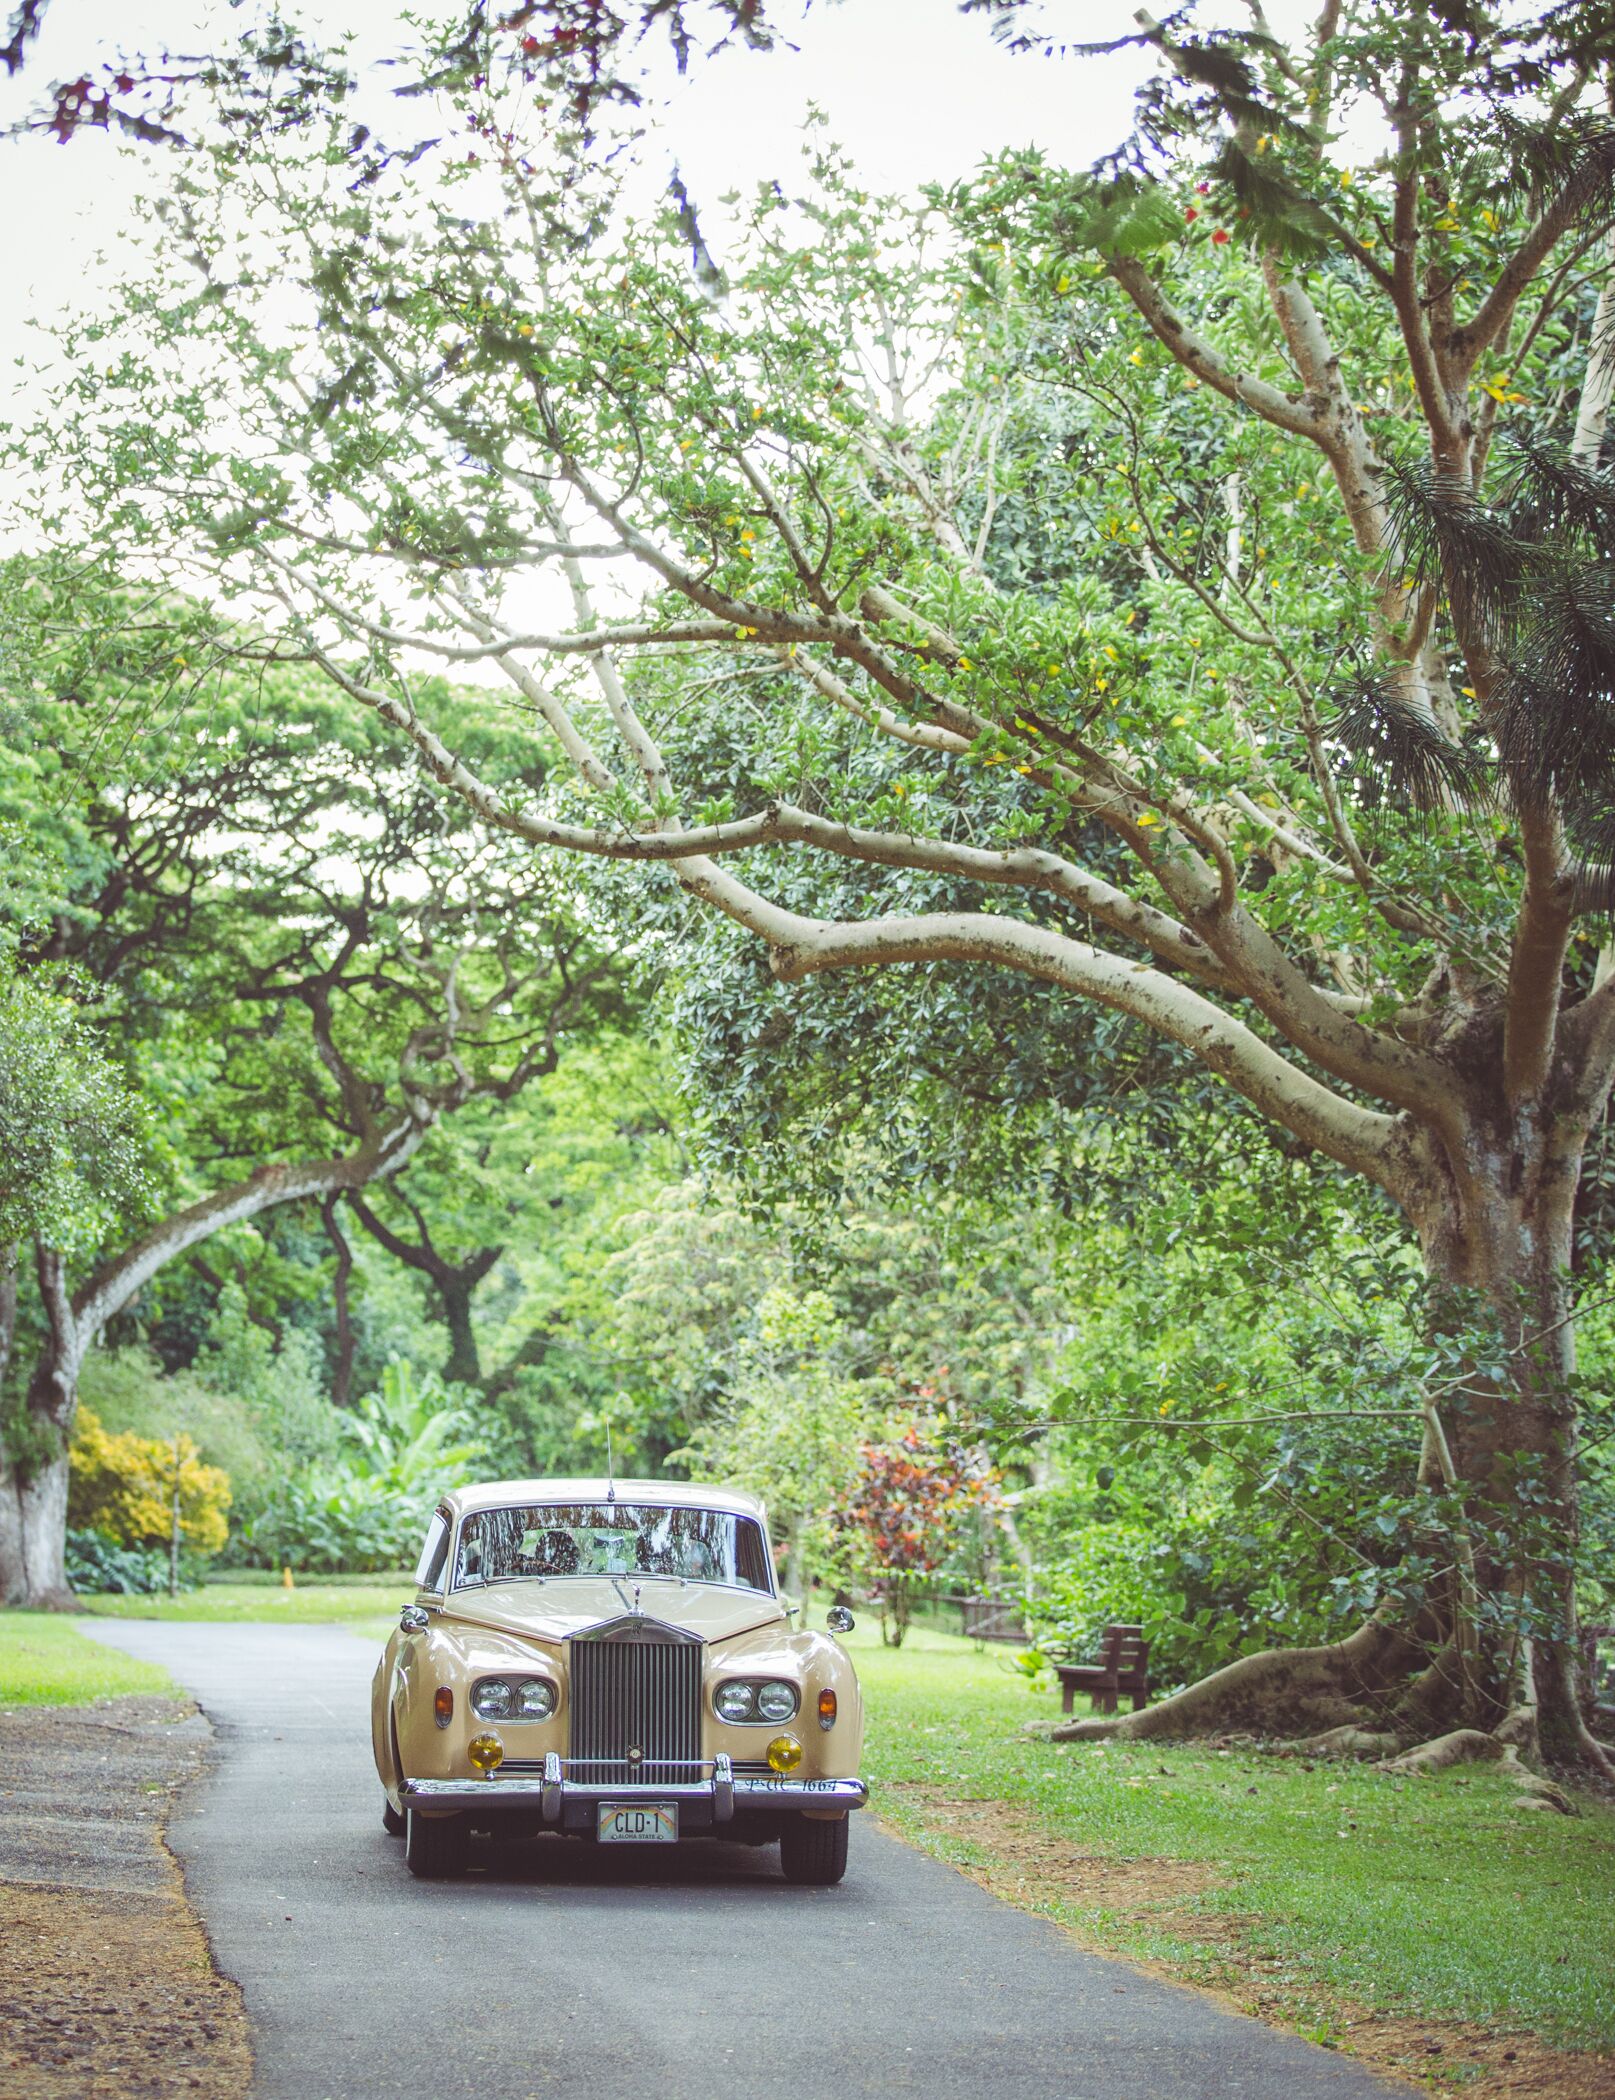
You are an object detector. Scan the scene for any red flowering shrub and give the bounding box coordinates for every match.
[830,1398,999,1647]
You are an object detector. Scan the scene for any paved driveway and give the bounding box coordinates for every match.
[84,1620,1405,2100]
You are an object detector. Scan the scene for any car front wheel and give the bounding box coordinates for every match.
[779,1814,849,1886]
[382,1797,405,1837]
[405,1807,469,1880]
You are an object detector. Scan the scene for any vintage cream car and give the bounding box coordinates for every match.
[372,1478,866,1885]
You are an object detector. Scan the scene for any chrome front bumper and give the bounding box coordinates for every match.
[400,1751,868,1822]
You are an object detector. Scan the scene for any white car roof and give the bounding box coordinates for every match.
[441,1478,768,1521]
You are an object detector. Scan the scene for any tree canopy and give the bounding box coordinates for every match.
[16,0,1615,1765]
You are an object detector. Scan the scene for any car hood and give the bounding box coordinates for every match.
[438,1578,787,1649]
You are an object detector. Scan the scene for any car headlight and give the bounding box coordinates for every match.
[472,1675,555,1721]
[714,1679,800,1724]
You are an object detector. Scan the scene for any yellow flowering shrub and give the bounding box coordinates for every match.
[68,1408,231,1555]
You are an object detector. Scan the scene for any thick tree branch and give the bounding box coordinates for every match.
[763,906,1402,1184]
[1107,256,1327,441]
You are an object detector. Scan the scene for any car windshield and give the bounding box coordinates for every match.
[452,1502,773,1593]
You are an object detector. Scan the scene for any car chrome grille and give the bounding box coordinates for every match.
[568,1635,702,1787]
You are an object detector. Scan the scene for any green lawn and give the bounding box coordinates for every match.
[77,1576,407,1642]
[844,1621,1615,2052]
[0,1609,181,1705]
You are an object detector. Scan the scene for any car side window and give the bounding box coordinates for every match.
[414,1512,450,1592]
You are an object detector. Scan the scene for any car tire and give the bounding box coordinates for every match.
[779,1814,849,1886]
[382,1798,405,1837]
[405,1807,469,1879]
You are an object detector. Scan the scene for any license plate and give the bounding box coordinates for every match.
[597,1803,678,1844]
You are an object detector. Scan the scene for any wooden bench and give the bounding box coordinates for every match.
[1055,1623,1151,1715]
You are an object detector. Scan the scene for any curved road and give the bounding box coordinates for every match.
[84,1621,1404,2100]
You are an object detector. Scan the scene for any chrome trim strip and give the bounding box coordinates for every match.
[399,1774,868,1814]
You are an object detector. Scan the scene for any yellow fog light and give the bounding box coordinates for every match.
[766,1733,803,1774]
[468,1731,505,1778]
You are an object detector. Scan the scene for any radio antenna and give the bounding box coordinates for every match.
[605,1416,616,1503]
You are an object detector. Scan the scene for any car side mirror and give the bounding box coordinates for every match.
[400,1604,430,1633]
[826,1605,855,1634]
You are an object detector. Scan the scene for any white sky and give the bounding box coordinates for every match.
[0,0,1153,387]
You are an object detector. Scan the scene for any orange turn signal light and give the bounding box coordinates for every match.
[818,1689,837,1730]
[433,1686,454,1728]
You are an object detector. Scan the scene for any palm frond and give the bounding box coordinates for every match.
[1383,461,1528,648]
[1481,111,1615,228]
[1208,140,1340,265]
[1492,436,1615,555]
[1494,565,1615,801]
[1326,675,1492,817]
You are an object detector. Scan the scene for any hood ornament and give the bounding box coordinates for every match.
[632,1582,642,1616]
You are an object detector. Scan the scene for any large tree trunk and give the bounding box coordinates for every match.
[0,1250,83,1608]
[1410,1139,1599,1768]
[1055,1108,1612,1775]
[0,1445,72,1609]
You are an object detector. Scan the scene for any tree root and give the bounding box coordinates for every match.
[1290,1725,1400,1759]
[1043,1619,1431,1745]
[1033,1615,1613,1782]
[1376,1728,1575,1812]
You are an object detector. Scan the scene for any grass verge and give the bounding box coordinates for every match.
[843,1621,1615,2088]
[0,1609,181,1705]
[77,1577,409,1636]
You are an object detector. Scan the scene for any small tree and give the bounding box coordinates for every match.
[832,1405,999,1647]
